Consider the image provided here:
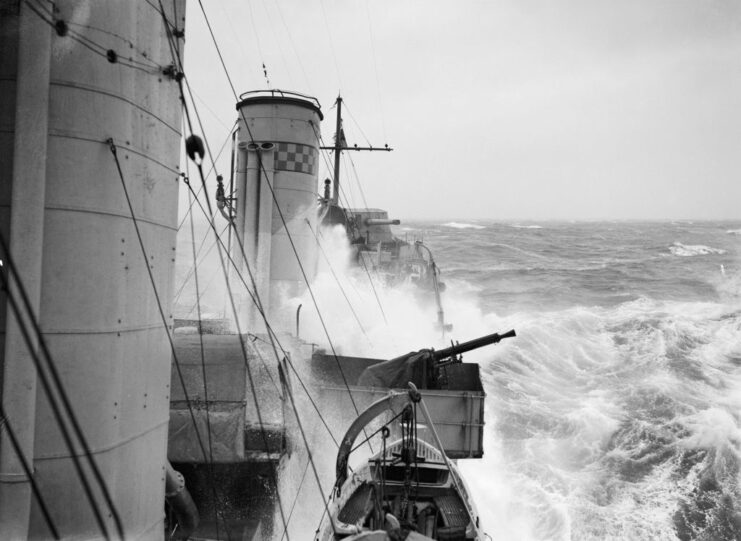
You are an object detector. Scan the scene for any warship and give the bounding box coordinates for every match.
[0,2,511,539]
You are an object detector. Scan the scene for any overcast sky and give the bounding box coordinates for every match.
[184,0,741,221]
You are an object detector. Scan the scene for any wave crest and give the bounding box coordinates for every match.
[510,224,543,229]
[669,242,726,257]
[443,222,485,230]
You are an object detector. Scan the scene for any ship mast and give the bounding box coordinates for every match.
[332,96,343,204]
[321,96,392,206]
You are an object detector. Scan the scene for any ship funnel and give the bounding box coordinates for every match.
[232,90,323,331]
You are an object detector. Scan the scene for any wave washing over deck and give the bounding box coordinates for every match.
[397,220,741,541]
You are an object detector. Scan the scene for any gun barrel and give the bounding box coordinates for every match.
[432,329,516,361]
[364,218,401,226]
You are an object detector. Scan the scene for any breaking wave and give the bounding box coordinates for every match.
[510,224,543,229]
[669,242,727,257]
[285,221,741,541]
[727,229,741,235]
[443,222,486,230]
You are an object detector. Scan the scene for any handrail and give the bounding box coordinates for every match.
[237,89,321,109]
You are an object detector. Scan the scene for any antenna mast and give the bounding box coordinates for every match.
[321,95,392,206]
[332,96,343,204]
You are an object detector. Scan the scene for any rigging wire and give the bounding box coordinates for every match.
[305,219,370,342]
[186,185,223,539]
[0,232,121,540]
[187,6,392,531]
[342,101,374,148]
[186,159,293,538]
[172,223,225,306]
[350,409,405,454]
[155,7,295,535]
[195,1,369,428]
[0,406,60,539]
[271,0,313,93]
[317,0,343,90]
[247,0,270,87]
[22,0,163,75]
[346,152,371,211]
[144,0,178,31]
[364,0,388,141]
[309,122,388,318]
[177,122,236,232]
[163,38,294,530]
[247,334,341,449]
[277,363,337,538]
[180,176,343,446]
[307,122,388,323]
[49,13,163,70]
[279,459,311,541]
[179,181,284,396]
[107,140,216,524]
[258,0,295,89]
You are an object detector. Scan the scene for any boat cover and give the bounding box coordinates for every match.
[357,350,433,388]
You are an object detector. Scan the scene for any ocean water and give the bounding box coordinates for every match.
[392,220,741,541]
[177,218,741,539]
[292,220,741,541]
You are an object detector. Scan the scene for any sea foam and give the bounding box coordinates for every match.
[443,222,486,230]
[669,242,726,257]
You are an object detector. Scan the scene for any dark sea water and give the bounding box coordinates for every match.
[392,220,741,541]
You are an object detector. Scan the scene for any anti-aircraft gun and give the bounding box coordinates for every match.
[357,329,516,390]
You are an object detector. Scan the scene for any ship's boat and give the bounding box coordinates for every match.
[315,330,516,541]
[316,386,482,541]
[316,384,483,541]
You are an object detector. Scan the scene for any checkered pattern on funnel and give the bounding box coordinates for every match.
[275,142,317,175]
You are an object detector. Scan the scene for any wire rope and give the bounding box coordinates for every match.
[0,232,120,540]
[186,187,223,539]
[0,405,60,539]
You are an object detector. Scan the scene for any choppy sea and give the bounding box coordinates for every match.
[179,218,741,540]
[388,220,741,541]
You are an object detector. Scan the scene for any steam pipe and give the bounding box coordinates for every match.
[165,462,199,540]
[254,142,274,328]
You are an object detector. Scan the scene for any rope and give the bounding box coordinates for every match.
[363,0,388,142]
[350,409,405,454]
[186,188,223,539]
[279,459,311,541]
[107,140,217,518]
[22,0,163,74]
[0,407,60,539]
[177,122,237,232]
[278,364,337,537]
[305,219,370,341]
[307,122,388,324]
[178,147,292,536]
[0,232,120,540]
[248,334,341,449]
[190,3,382,525]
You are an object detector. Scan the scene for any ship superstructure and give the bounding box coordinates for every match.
[0,3,497,540]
